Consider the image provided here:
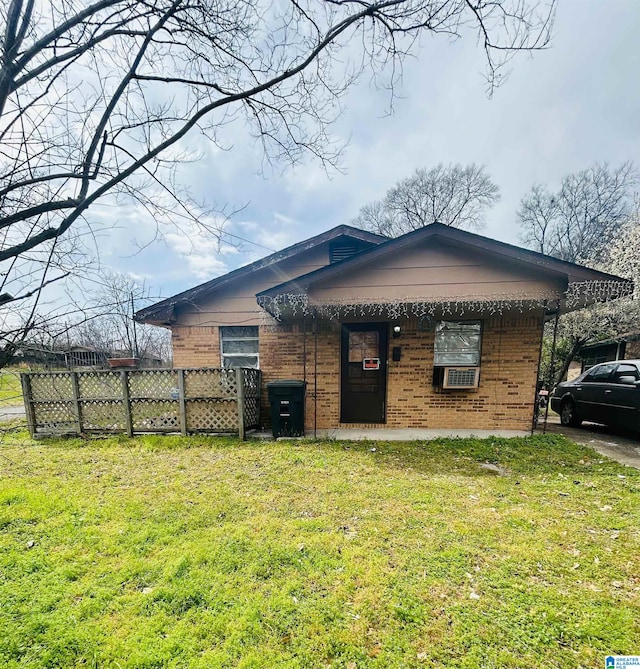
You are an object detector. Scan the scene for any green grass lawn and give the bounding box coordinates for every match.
[0,431,638,669]
[0,369,24,407]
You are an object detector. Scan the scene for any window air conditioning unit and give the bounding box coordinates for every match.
[442,367,479,389]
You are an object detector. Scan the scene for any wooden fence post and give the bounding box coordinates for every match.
[177,369,187,436]
[20,374,36,437]
[121,370,133,437]
[69,371,82,435]
[236,367,245,440]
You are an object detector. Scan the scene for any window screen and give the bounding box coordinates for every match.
[434,321,481,366]
[220,326,259,368]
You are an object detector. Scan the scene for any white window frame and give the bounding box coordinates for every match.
[220,326,259,369]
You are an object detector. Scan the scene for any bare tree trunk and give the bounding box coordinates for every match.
[554,338,586,387]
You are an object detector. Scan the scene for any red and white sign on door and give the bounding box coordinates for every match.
[363,358,380,370]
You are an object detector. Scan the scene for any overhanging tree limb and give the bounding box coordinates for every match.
[0,0,555,328]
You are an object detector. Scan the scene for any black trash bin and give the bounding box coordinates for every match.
[266,380,306,438]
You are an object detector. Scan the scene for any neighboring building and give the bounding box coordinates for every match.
[566,359,583,382]
[576,331,640,373]
[15,344,109,369]
[136,223,631,434]
[14,345,164,370]
[65,345,110,368]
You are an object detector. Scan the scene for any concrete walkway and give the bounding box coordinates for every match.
[0,406,25,422]
[252,420,640,470]
[251,427,530,441]
[314,428,530,440]
[537,415,640,470]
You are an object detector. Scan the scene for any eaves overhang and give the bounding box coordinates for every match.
[256,223,633,321]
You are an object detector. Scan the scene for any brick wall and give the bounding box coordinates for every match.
[171,314,543,432]
[626,341,640,359]
[172,326,221,367]
[259,314,543,432]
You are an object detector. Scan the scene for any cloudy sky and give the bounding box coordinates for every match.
[99,0,640,305]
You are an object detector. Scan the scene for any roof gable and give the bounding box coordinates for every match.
[136,225,387,324]
[257,223,630,300]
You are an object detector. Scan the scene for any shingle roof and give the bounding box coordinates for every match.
[136,225,387,324]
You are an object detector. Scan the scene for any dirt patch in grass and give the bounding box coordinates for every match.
[0,432,638,668]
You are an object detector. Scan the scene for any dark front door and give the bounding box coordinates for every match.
[340,323,388,423]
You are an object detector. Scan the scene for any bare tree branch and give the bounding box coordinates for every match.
[353,163,500,235]
[0,0,556,365]
[517,161,638,264]
[518,163,639,383]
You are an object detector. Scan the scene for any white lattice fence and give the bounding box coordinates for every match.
[184,368,240,433]
[128,369,180,433]
[187,399,239,432]
[77,371,126,432]
[25,373,76,435]
[22,368,262,438]
[184,368,237,398]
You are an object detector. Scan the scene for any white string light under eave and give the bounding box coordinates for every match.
[257,281,632,323]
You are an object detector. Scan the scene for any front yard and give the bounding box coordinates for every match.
[0,431,638,668]
[0,369,24,407]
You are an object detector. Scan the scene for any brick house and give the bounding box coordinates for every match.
[137,223,631,434]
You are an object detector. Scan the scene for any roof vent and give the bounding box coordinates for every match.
[330,242,358,264]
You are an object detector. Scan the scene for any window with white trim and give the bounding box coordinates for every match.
[434,321,482,366]
[220,326,259,368]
